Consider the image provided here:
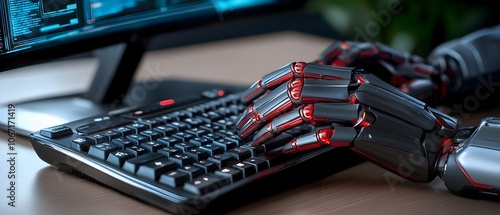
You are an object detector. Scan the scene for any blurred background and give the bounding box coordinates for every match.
[302,0,500,57]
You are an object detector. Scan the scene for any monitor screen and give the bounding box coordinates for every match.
[0,0,296,71]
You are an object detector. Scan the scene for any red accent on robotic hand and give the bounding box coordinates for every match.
[276,117,303,133]
[239,112,262,138]
[254,124,274,144]
[236,104,254,129]
[242,80,264,103]
[282,127,353,154]
[354,111,371,127]
[283,139,299,154]
[260,62,308,89]
[262,100,293,121]
[317,128,351,147]
[254,104,314,144]
[300,104,314,121]
[331,59,346,67]
[288,79,304,101]
[293,62,307,75]
[282,137,322,154]
[317,128,333,144]
[455,156,493,189]
[267,72,294,89]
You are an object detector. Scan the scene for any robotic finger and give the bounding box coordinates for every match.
[240,62,352,104]
[251,103,360,144]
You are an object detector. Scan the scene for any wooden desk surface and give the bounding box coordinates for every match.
[1,32,500,215]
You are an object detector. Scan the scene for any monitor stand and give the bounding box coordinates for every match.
[0,37,149,136]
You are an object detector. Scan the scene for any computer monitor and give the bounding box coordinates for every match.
[0,0,305,135]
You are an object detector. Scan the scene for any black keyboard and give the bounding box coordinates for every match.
[29,89,363,214]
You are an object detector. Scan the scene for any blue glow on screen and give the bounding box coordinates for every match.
[1,0,279,55]
[213,0,274,12]
[90,0,144,19]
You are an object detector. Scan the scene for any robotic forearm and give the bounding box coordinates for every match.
[235,62,500,198]
[428,25,500,95]
[315,25,500,105]
[438,119,500,196]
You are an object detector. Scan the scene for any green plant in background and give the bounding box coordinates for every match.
[305,0,495,57]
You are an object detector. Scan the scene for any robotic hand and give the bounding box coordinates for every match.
[235,62,500,197]
[235,25,500,197]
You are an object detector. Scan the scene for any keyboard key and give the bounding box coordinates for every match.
[166,122,191,132]
[71,137,92,152]
[155,114,179,124]
[206,100,224,110]
[111,137,135,149]
[140,119,160,128]
[215,167,243,183]
[225,135,242,144]
[193,160,218,173]
[185,148,209,161]
[153,126,176,136]
[185,128,208,137]
[186,106,205,116]
[156,147,181,157]
[183,118,204,127]
[140,141,164,152]
[113,126,135,136]
[125,146,148,157]
[207,154,238,169]
[213,119,234,129]
[101,130,121,139]
[172,132,195,142]
[88,143,119,160]
[217,130,238,137]
[140,130,162,140]
[224,147,251,161]
[203,133,224,141]
[199,143,224,156]
[137,158,177,180]
[215,107,233,117]
[200,111,221,122]
[126,134,149,145]
[159,170,190,187]
[244,157,269,172]
[157,136,181,147]
[169,154,195,166]
[171,111,191,119]
[261,133,294,152]
[127,123,148,133]
[199,124,222,133]
[227,105,243,114]
[122,153,164,174]
[87,134,109,144]
[189,137,212,147]
[232,162,256,177]
[106,150,134,167]
[178,165,204,180]
[240,143,265,156]
[213,138,237,151]
[174,142,197,153]
[183,174,229,195]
